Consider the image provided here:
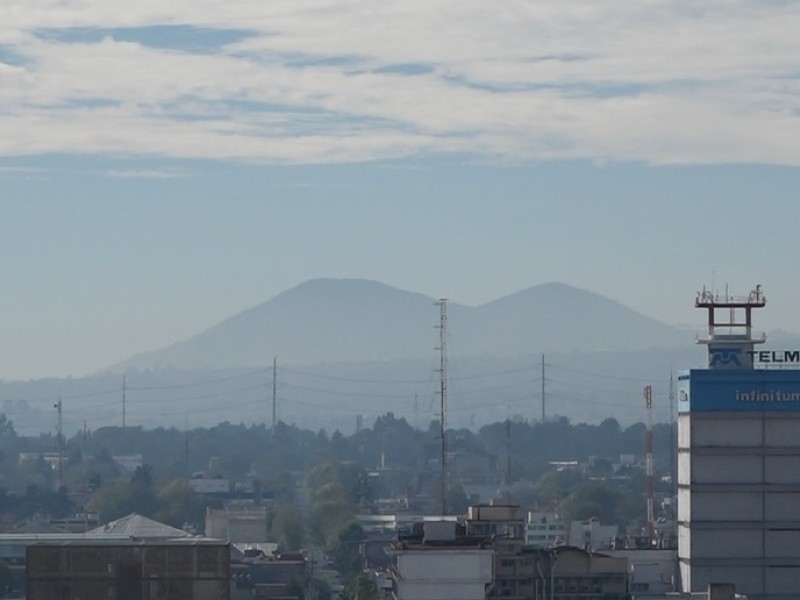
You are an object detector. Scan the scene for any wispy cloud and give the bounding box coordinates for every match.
[2,1,800,165]
[105,168,188,179]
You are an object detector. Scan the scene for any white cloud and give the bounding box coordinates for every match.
[1,0,800,165]
[105,168,188,179]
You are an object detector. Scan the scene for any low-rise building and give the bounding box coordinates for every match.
[387,521,494,600]
[206,506,268,543]
[26,539,230,600]
[569,517,619,550]
[526,511,568,548]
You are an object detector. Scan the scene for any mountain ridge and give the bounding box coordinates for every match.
[107,279,691,374]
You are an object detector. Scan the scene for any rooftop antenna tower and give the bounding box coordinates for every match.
[696,284,766,369]
[436,298,449,515]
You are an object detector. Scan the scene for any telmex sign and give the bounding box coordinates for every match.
[748,350,800,364]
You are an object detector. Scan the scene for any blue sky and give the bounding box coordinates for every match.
[2,1,800,380]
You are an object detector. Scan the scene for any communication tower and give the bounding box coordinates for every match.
[695,284,766,369]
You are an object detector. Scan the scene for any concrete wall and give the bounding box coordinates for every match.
[394,549,493,600]
[396,551,493,582]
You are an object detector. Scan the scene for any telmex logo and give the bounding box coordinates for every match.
[710,348,742,367]
[748,350,800,363]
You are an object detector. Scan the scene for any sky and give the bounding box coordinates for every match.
[2,1,800,380]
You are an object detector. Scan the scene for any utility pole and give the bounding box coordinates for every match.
[541,353,546,422]
[436,299,448,515]
[185,431,190,475]
[272,357,277,435]
[54,398,64,490]
[122,374,127,429]
[505,418,512,486]
[644,385,655,544]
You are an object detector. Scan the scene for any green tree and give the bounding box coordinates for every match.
[155,479,207,529]
[271,504,305,551]
[535,468,582,509]
[560,481,625,523]
[348,573,378,600]
[87,464,158,520]
[327,521,364,575]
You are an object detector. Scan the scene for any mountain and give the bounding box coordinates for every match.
[456,282,689,355]
[109,279,691,373]
[1,280,702,434]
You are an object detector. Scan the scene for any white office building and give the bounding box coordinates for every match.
[679,286,800,599]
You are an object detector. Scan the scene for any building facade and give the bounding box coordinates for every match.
[26,540,230,600]
[678,286,800,599]
[388,521,494,600]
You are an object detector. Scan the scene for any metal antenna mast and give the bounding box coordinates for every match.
[436,298,449,515]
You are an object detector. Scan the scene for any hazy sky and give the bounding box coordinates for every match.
[2,1,800,380]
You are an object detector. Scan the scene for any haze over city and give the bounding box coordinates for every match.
[3,1,800,381]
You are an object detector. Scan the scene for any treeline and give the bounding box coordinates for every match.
[0,412,674,529]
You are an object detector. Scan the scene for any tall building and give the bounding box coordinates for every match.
[678,286,800,599]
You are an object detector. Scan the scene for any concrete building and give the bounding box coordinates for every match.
[605,547,678,598]
[569,517,619,550]
[679,286,800,599]
[465,504,527,600]
[189,477,231,494]
[26,539,230,600]
[387,520,494,600]
[526,511,567,548]
[206,506,268,544]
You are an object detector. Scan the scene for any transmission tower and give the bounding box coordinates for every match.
[436,298,449,515]
[272,356,277,436]
[54,398,64,490]
[644,385,655,544]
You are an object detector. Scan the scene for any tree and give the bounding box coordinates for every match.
[348,573,378,600]
[327,521,364,575]
[271,504,305,551]
[0,414,16,438]
[155,479,207,529]
[446,483,469,515]
[560,481,625,523]
[535,468,582,509]
[87,464,158,520]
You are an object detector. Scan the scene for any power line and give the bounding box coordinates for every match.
[547,363,656,383]
[126,368,264,391]
[278,366,433,384]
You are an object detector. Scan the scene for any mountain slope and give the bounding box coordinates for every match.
[454,282,689,355]
[110,279,691,372]
[114,279,463,371]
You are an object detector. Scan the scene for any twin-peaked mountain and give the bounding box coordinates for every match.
[1,279,706,434]
[111,279,691,373]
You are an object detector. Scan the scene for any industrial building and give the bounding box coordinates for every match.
[678,286,800,599]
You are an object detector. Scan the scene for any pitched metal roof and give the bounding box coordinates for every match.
[89,513,191,539]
